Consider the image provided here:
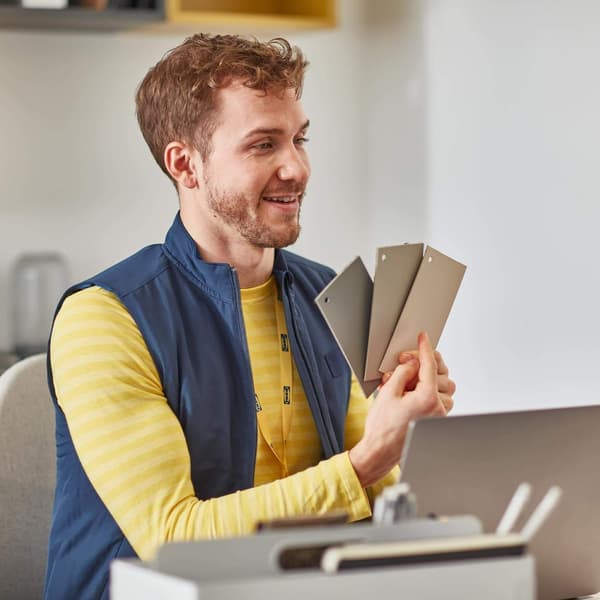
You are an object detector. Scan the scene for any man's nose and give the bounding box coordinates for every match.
[277,146,310,182]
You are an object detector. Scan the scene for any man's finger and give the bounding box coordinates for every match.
[385,358,420,396]
[417,332,437,391]
[381,371,393,385]
[434,350,449,376]
[404,349,448,377]
[398,351,417,364]
[440,393,454,414]
[437,375,456,396]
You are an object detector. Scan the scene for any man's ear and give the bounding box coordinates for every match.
[164,141,202,189]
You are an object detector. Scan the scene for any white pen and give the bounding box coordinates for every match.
[496,482,532,535]
[521,486,563,541]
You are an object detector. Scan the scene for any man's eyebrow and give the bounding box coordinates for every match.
[242,120,310,140]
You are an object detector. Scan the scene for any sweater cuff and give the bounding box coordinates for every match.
[327,452,373,523]
[366,465,401,506]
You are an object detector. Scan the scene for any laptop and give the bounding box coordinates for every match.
[399,405,600,600]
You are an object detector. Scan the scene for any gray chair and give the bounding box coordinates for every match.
[0,354,55,600]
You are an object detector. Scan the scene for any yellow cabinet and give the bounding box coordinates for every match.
[166,0,335,30]
[0,0,335,32]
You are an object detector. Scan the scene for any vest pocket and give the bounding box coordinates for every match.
[323,348,346,379]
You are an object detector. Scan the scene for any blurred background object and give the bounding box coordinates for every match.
[21,0,67,9]
[11,253,68,358]
[77,0,109,10]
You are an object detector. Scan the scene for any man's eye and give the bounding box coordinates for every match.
[254,142,273,150]
[295,137,309,145]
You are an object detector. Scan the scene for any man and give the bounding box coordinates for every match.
[44,34,455,599]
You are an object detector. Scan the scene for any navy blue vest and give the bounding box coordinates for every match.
[44,213,351,600]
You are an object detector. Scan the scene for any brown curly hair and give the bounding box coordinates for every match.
[135,33,309,181]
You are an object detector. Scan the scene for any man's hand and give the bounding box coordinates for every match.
[395,348,455,414]
[348,332,454,487]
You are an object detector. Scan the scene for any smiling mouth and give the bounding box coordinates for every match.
[262,196,299,204]
[262,191,305,204]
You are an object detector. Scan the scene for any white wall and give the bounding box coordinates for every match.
[361,0,428,256]
[423,0,600,413]
[0,1,369,350]
[358,0,600,414]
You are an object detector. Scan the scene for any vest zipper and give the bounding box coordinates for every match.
[230,266,258,487]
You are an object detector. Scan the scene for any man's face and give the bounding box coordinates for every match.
[199,81,310,249]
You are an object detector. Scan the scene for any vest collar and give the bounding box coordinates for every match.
[164,212,291,299]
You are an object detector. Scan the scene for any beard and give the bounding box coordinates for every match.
[204,175,303,249]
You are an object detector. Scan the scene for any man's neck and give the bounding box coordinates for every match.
[180,206,275,289]
[202,242,275,289]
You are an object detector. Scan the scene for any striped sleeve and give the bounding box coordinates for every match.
[51,286,372,561]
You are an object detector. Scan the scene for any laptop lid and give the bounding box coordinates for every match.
[399,405,600,600]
